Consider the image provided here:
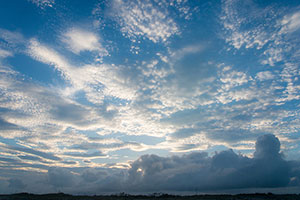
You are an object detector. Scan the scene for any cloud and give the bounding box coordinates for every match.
[280,11,300,34]
[256,71,275,81]
[48,167,75,188]
[8,178,25,189]
[0,118,20,131]
[0,28,24,46]
[220,0,300,69]
[28,39,137,101]
[112,0,179,43]
[220,0,277,50]
[61,28,107,55]
[125,134,292,192]
[3,144,61,161]
[81,168,107,182]
[254,134,281,159]
[29,0,55,9]
[0,49,12,58]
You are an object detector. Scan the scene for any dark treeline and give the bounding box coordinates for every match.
[1,193,300,200]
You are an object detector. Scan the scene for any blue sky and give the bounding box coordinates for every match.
[1,0,300,194]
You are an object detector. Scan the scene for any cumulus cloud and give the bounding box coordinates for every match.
[48,167,75,188]
[254,134,281,159]
[125,134,292,192]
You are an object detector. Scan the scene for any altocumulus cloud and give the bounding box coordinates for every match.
[0,134,300,194]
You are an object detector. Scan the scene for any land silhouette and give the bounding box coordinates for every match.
[1,193,300,200]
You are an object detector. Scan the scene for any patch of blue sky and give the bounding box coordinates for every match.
[0,2,44,37]
[107,148,170,163]
[0,137,19,147]
[203,144,230,156]
[7,53,66,86]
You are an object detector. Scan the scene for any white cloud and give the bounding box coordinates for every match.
[61,28,107,55]
[221,1,300,68]
[169,44,203,62]
[256,71,275,81]
[29,0,54,9]
[220,0,272,50]
[28,39,71,79]
[216,68,251,104]
[0,29,25,53]
[220,70,248,90]
[0,49,12,58]
[112,0,179,43]
[28,39,136,101]
[280,11,300,34]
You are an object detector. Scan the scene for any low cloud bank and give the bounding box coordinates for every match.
[1,134,300,194]
[127,134,291,192]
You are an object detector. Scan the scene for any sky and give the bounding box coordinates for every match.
[0,0,300,194]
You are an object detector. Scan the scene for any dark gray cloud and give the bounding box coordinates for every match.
[81,168,107,182]
[48,167,75,188]
[8,178,25,189]
[254,134,281,159]
[125,134,293,192]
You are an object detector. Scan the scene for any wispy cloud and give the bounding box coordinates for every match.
[280,11,300,34]
[0,49,12,58]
